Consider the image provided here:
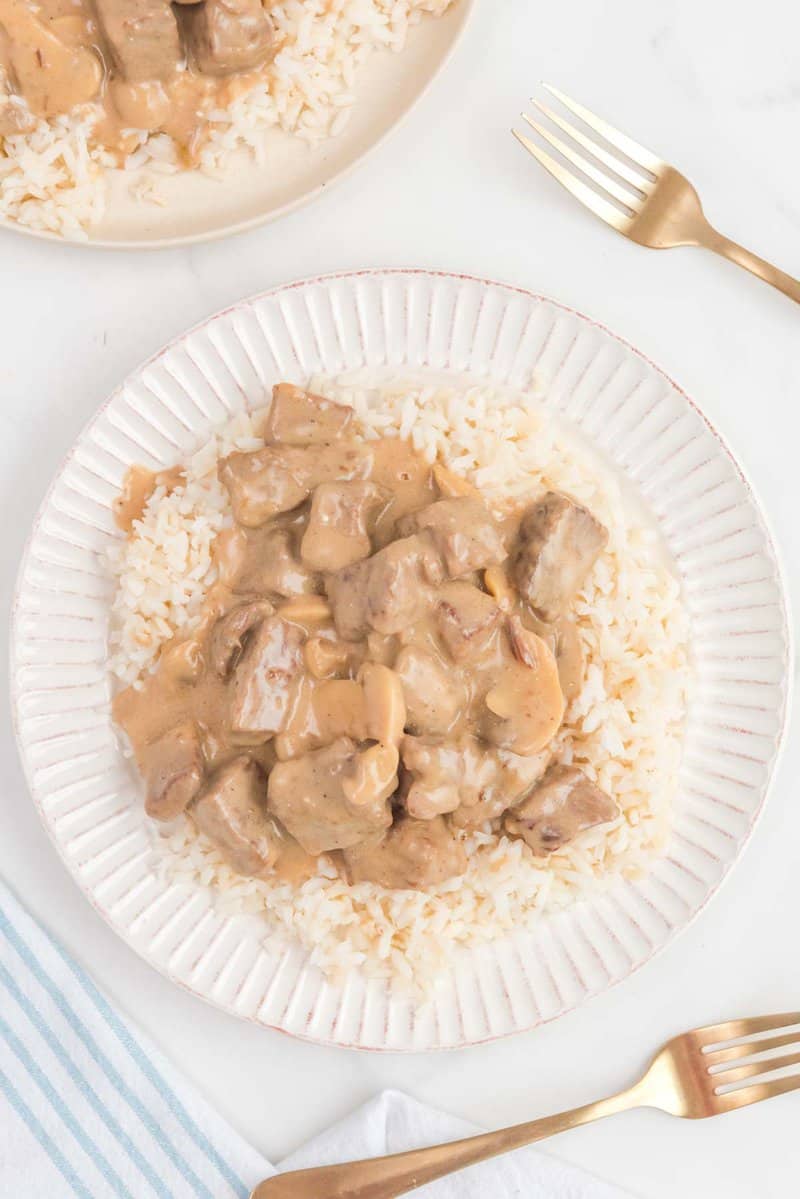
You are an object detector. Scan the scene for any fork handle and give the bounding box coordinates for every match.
[703,229,800,304]
[252,1085,644,1199]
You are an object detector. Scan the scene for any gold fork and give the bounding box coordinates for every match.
[513,84,800,304]
[252,1011,800,1199]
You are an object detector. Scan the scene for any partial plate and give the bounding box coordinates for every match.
[11,270,791,1049]
[0,2,473,249]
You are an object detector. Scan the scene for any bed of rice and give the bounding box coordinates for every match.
[0,0,453,239]
[107,374,690,993]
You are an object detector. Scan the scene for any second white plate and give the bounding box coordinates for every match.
[0,4,472,249]
[11,270,791,1049]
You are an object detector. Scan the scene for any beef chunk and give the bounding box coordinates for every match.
[182,0,276,76]
[231,527,318,598]
[399,498,506,578]
[301,481,388,573]
[219,446,318,528]
[192,756,278,875]
[511,492,608,622]
[436,582,500,662]
[483,618,564,756]
[141,722,204,821]
[93,0,181,83]
[230,616,304,737]
[219,442,364,528]
[504,764,618,856]
[267,738,393,855]
[325,533,444,639]
[264,384,353,446]
[400,734,549,824]
[394,647,465,736]
[342,816,467,890]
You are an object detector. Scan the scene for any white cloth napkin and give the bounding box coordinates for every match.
[0,877,632,1198]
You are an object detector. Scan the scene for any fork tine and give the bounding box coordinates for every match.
[542,84,663,174]
[696,1012,800,1048]
[712,1049,800,1085]
[532,101,654,194]
[716,1071,800,1114]
[512,130,630,234]
[520,113,641,210]
[704,1028,800,1064]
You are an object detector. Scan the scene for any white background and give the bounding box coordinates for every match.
[2,1,799,1195]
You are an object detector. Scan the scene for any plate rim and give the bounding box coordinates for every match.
[0,1,476,252]
[10,267,794,1050]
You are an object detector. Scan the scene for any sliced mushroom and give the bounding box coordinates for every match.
[303,635,362,680]
[483,564,516,611]
[484,617,564,754]
[359,662,406,746]
[210,600,274,678]
[342,743,399,808]
[278,595,332,626]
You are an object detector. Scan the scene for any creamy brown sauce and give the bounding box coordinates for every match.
[113,464,184,532]
[0,0,277,159]
[113,383,616,891]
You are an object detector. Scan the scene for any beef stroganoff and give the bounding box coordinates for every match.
[0,0,456,237]
[108,376,690,991]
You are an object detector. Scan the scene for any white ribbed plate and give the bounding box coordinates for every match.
[11,270,791,1050]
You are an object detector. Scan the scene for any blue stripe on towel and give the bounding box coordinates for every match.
[0,1007,134,1199]
[0,1065,95,1199]
[0,909,217,1199]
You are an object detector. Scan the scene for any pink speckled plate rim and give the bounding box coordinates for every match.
[9,268,794,1050]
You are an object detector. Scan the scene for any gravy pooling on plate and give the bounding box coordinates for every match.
[112,383,617,891]
[0,0,277,160]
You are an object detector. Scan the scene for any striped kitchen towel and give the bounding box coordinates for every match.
[0,877,268,1198]
[0,876,630,1198]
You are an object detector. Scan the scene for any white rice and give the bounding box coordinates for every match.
[0,0,454,239]
[108,375,690,994]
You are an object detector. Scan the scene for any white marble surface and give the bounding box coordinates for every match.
[2,1,799,1195]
